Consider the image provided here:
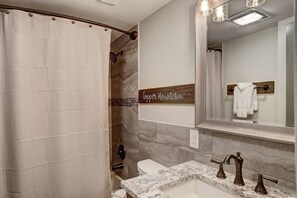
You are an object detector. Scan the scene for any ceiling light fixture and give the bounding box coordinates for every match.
[198,0,213,16]
[229,9,270,26]
[213,4,228,22]
[246,0,266,8]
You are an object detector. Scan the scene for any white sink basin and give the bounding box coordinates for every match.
[162,179,236,198]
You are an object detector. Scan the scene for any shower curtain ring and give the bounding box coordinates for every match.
[28,13,33,17]
[4,10,9,14]
[52,17,56,21]
[71,21,75,24]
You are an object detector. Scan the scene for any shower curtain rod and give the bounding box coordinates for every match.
[0,4,138,40]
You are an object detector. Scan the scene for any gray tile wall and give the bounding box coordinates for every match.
[109,26,296,193]
[110,26,140,179]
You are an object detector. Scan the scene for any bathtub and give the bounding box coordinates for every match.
[111,171,123,191]
[111,171,127,198]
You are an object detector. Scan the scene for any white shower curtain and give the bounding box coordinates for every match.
[0,10,111,198]
[206,50,223,119]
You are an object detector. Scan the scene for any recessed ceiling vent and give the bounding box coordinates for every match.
[229,9,270,26]
[101,0,123,6]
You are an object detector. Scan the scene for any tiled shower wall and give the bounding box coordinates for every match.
[109,26,296,193]
[110,26,139,179]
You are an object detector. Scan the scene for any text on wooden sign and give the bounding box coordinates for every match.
[139,84,195,104]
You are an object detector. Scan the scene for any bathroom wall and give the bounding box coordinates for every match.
[110,26,139,179]
[138,0,197,127]
[222,26,281,125]
[110,0,296,193]
[138,121,296,193]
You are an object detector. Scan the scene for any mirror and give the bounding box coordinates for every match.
[206,0,295,127]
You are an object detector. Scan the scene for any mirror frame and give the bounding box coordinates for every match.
[195,0,296,145]
[294,0,297,187]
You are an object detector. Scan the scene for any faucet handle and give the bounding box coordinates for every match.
[211,159,226,179]
[262,175,278,184]
[254,174,278,195]
[210,159,221,165]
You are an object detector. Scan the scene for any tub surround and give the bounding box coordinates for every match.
[110,25,139,179]
[121,161,296,198]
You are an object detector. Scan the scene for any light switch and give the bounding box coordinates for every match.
[190,129,199,149]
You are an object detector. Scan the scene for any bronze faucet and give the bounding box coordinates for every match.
[254,174,278,195]
[223,152,245,186]
[210,159,227,179]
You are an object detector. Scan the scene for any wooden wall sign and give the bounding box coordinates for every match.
[139,84,195,104]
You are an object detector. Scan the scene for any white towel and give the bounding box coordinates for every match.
[233,83,258,118]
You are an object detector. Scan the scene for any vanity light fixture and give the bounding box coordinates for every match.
[198,0,213,16]
[229,9,270,26]
[213,4,228,22]
[199,0,265,23]
[246,0,265,8]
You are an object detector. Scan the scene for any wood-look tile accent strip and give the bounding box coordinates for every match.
[109,98,138,107]
[139,84,195,104]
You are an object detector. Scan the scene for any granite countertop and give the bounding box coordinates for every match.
[121,161,296,198]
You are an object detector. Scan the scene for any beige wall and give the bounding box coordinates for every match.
[138,0,196,127]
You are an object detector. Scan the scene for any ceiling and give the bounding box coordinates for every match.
[0,0,173,40]
[208,0,294,46]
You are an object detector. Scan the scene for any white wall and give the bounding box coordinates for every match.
[222,26,283,125]
[139,0,196,127]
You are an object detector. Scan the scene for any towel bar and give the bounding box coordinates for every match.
[227,81,274,95]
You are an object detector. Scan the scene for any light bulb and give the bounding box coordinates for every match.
[213,4,228,22]
[246,0,265,8]
[201,1,209,12]
[198,0,213,16]
[216,6,224,18]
